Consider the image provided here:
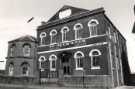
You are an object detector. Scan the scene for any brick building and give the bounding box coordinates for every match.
[2,5,130,89]
[37,5,129,88]
[4,35,39,84]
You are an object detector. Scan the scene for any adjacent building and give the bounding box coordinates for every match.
[5,35,39,84]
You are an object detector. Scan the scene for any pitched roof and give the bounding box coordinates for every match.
[48,5,89,22]
[37,5,104,30]
[8,35,37,43]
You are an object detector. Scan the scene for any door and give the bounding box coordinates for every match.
[58,51,72,76]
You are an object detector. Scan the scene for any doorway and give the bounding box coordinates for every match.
[59,51,72,76]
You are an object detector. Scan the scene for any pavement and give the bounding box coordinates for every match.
[0,83,135,89]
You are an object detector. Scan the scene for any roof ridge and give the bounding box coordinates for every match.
[8,35,37,43]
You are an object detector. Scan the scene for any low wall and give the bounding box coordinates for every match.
[58,75,113,88]
[0,75,39,85]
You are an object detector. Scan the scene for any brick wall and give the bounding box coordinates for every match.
[0,75,39,85]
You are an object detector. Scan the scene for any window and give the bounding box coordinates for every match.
[9,63,14,76]
[40,32,46,45]
[49,54,57,71]
[23,44,31,57]
[89,49,101,69]
[88,19,99,36]
[50,29,57,44]
[10,44,15,57]
[61,26,70,42]
[59,9,72,19]
[73,23,83,40]
[39,56,46,71]
[74,51,84,70]
[21,62,29,76]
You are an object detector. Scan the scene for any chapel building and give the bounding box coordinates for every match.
[36,5,130,88]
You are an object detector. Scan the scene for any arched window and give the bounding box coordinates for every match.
[23,44,31,57]
[21,62,30,76]
[8,63,14,76]
[61,26,70,42]
[10,44,16,57]
[39,56,46,71]
[73,23,83,40]
[50,29,57,44]
[89,49,101,69]
[88,19,99,37]
[40,32,46,45]
[49,54,57,71]
[74,51,84,70]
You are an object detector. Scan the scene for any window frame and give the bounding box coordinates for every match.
[40,32,47,45]
[73,23,83,40]
[50,29,57,44]
[49,54,57,71]
[39,56,46,71]
[88,19,99,37]
[89,49,101,70]
[74,51,84,70]
[61,26,70,42]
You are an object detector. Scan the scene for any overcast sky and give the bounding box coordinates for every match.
[0,0,135,73]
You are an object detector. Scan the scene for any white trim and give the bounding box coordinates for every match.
[88,19,99,37]
[74,51,84,58]
[88,19,99,27]
[39,56,46,61]
[61,26,70,42]
[89,49,101,56]
[75,68,83,70]
[61,26,70,33]
[38,34,107,47]
[73,23,83,30]
[40,32,46,38]
[74,51,84,70]
[40,32,47,45]
[38,42,108,54]
[91,66,100,70]
[50,29,57,44]
[89,49,101,70]
[50,29,57,36]
[39,56,46,69]
[73,23,83,40]
[49,54,57,71]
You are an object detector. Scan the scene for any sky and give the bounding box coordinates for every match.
[0,0,135,73]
